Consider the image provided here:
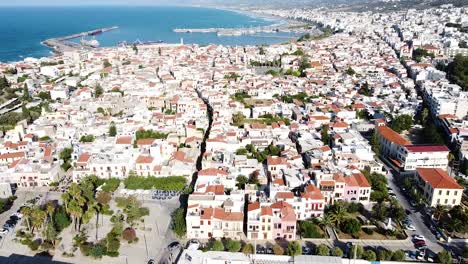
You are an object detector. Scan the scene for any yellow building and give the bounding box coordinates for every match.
[416,168,463,207]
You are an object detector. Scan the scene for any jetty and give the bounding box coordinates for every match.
[42,26,119,54]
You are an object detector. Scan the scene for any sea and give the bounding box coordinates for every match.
[0,6,296,62]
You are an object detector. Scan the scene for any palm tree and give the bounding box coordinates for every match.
[68,200,84,231]
[330,204,347,227]
[31,208,46,234]
[95,191,111,241]
[433,205,448,221]
[319,214,333,228]
[46,202,55,223]
[20,206,32,233]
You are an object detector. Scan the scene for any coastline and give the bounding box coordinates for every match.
[1,5,298,64]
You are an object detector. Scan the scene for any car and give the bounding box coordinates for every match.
[266,246,273,254]
[413,235,425,241]
[0,228,8,235]
[2,224,13,231]
[168,241,181,251]
[410,200,417,207]
[405,209,411,215]
[187,239,201,250]
[256,245,265,254]
[147,259,155,264]
[414,241,426,248]
[302,246,312,255]
[10,215,19,222]
[406,224,416,231]
[13,212,23,219]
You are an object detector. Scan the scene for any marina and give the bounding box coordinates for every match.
[174,21,314,37]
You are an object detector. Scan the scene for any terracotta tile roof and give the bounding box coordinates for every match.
[77,153,91,163]
[267,156,288,166]
[320,180,335,187]
[405,145,449,152]
[116,136,133,145]
[205,185,225,195]
[136,155,154,164]
[276,192,294,199]
[198,168,228,176]
[302,185,324,200]
[248,202,260,212]
[417,168,463,189]
[0,152,25,160]
[376,126,411,146]
[261,207,273,216]
[352,173,371,188]
[136,138,155,146]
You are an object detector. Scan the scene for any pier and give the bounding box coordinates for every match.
[42,26,119,54]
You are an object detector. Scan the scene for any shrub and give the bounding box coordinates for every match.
[41,240,54,251]
[273,244,284,255]
[341,218,361,235]
[316,244,330,256]
[286,241,302,256]
[124,175,186,191]
[122,227,137,242]
[331,247,343,257]
[209,240,224,251]
[300,221,323,238]
[391,250,405,261]
[377,249,393,261]
[242,243,254,255]
[362,249,377,261]
[172,208,186,237]
[28,239,41,251]
[225,239,241,252]
[101,178,121,192]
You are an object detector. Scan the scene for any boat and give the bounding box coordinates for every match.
[89,29,103,36]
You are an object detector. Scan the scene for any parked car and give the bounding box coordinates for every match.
[0,228,8,235]
[256,245,266,254]
[414,241,427,249]
[167,241,181,251]
[302,246,312,255]
[187,239,201,250]
[266,246,273,254]
[413,235,425,242]
[405,224,416,231]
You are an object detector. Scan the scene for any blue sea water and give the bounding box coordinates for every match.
[0,6,294,62]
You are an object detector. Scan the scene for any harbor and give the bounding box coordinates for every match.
[173,21,315,37]
[41,26,119,54]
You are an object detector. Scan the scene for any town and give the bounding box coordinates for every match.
[0,3,467,264]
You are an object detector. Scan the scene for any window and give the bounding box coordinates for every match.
[439,190,442,195]
[437,199,440,204]
[444,199,448,204]
[452,199,456,204]
[454,191,458,196]
[200,220,203,225]
[446,190,450,195]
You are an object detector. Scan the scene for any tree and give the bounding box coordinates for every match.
[341,218,361,236]
[445,54,468,91]
[95,84,104,98]
[43,222,58,246]
[349,245,363,259]
[370,130,380,156]
[391,250,405,261]
[103,60,112,68]
[20,206,32,233]
[346,67,356,75]
[321,125,330,146]
[299,221,322,238]
[331,247,343,257]
[438,249,452,264]
[210,239,224,251]
[172,208,186,237]
[377,249,393,261]
[225,239,241,252]
[273,244,284,255]
[22,84,30,101]
[362,249,377,261]
[390,114,413,133]
[433,205,448,221]
[236,175,249,190]
[330,204,347,227]
[53,205,71,232]
[95,191,111,241]
[286,241,302,256]
[242,243,254,255]
[316,244,330,256]
[122,227,137,242]
[109,124,117,137]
